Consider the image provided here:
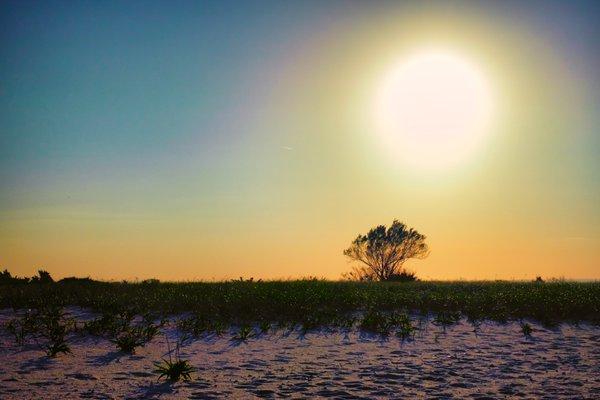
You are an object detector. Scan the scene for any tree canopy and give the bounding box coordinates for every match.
[343,220,429,281]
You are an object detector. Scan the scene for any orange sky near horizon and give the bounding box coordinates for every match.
[1,2,599,281]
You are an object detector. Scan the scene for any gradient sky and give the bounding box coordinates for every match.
[1,0,599,280]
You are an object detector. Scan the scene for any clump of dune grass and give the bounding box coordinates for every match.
[112,328,147,353]
[520,321,533,338]
[4,306,75,356]
[154,331,195,382]
[45,332,71,357]
[433,310,461,330]
[39,307,75,357]
[140,313,165,339]
[111,315,164,353]
[211,320,226,336]
[359,310,392,335]
[84,313,118,337]
[84,309,135,338]
[177,315,209,337]
[178,315,227,337]
[396,318,418,341]
[276,319,296,333]
[154,358,195,382]
[259,321,271,334]
[232,325,255,341]
[5,310,40,345]
[360,310,412,336]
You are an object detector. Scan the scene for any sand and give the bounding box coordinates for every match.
[1,308,599,399]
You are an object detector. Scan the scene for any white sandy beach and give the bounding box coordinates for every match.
[1,309,599,399]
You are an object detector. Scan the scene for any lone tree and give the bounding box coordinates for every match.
[343,220,429,281]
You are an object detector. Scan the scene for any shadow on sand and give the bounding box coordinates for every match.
[87,350,131,366]
[18,355,56,374]
[130,381,175,399]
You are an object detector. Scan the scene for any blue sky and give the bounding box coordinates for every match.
[1,1,599,279]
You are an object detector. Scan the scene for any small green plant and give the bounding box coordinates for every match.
[396,320,418,341]
[154,358,195,382]
[180,317,228,336]
[232,325,254,341]
[46,335,71,357]
[178,315,209,337]
[112,328,147,353]
[100,312,163,353]
[259,321,271,334]
[389,311,411,326]
[5,310,40,345]
[140,314,164,342]
[360,310,389,335]
[277,320,296,332]
[154,331,195,382]
[433,310,461,329]
[210,320,226,336]
[84,313,118,336]
[38,306,74,358]
[520,321,533,337]
[360,310,410,336]
[84,310,134,337]
[6,319,27,345]
[142,323,160,342]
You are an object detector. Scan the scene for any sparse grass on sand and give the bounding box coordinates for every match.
[1,280,598,328]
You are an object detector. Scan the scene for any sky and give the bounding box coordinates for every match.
[1,0,599,281]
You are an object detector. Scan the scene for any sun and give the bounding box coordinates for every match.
[373,49,494,170]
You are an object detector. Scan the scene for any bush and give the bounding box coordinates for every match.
[384,271,418,282]
[0,269,29,285]
[0,269,55,284]
[59,277,96,284]
[34,270,54,284]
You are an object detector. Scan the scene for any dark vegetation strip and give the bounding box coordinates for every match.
[1,280,599,325]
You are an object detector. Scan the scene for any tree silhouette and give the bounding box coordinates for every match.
[343,220,429,281]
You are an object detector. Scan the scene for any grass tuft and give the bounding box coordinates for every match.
[520,321,533,337]
[396,318,418,341]
[153,329,195,382]
[433,311,461,328]
[232,325,254,341]
[259,321,271,334]
[154,359,195,382]
[112,329,147,353]
[360,310,412,336]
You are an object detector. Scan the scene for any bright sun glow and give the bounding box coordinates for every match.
[373,50,494,170]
